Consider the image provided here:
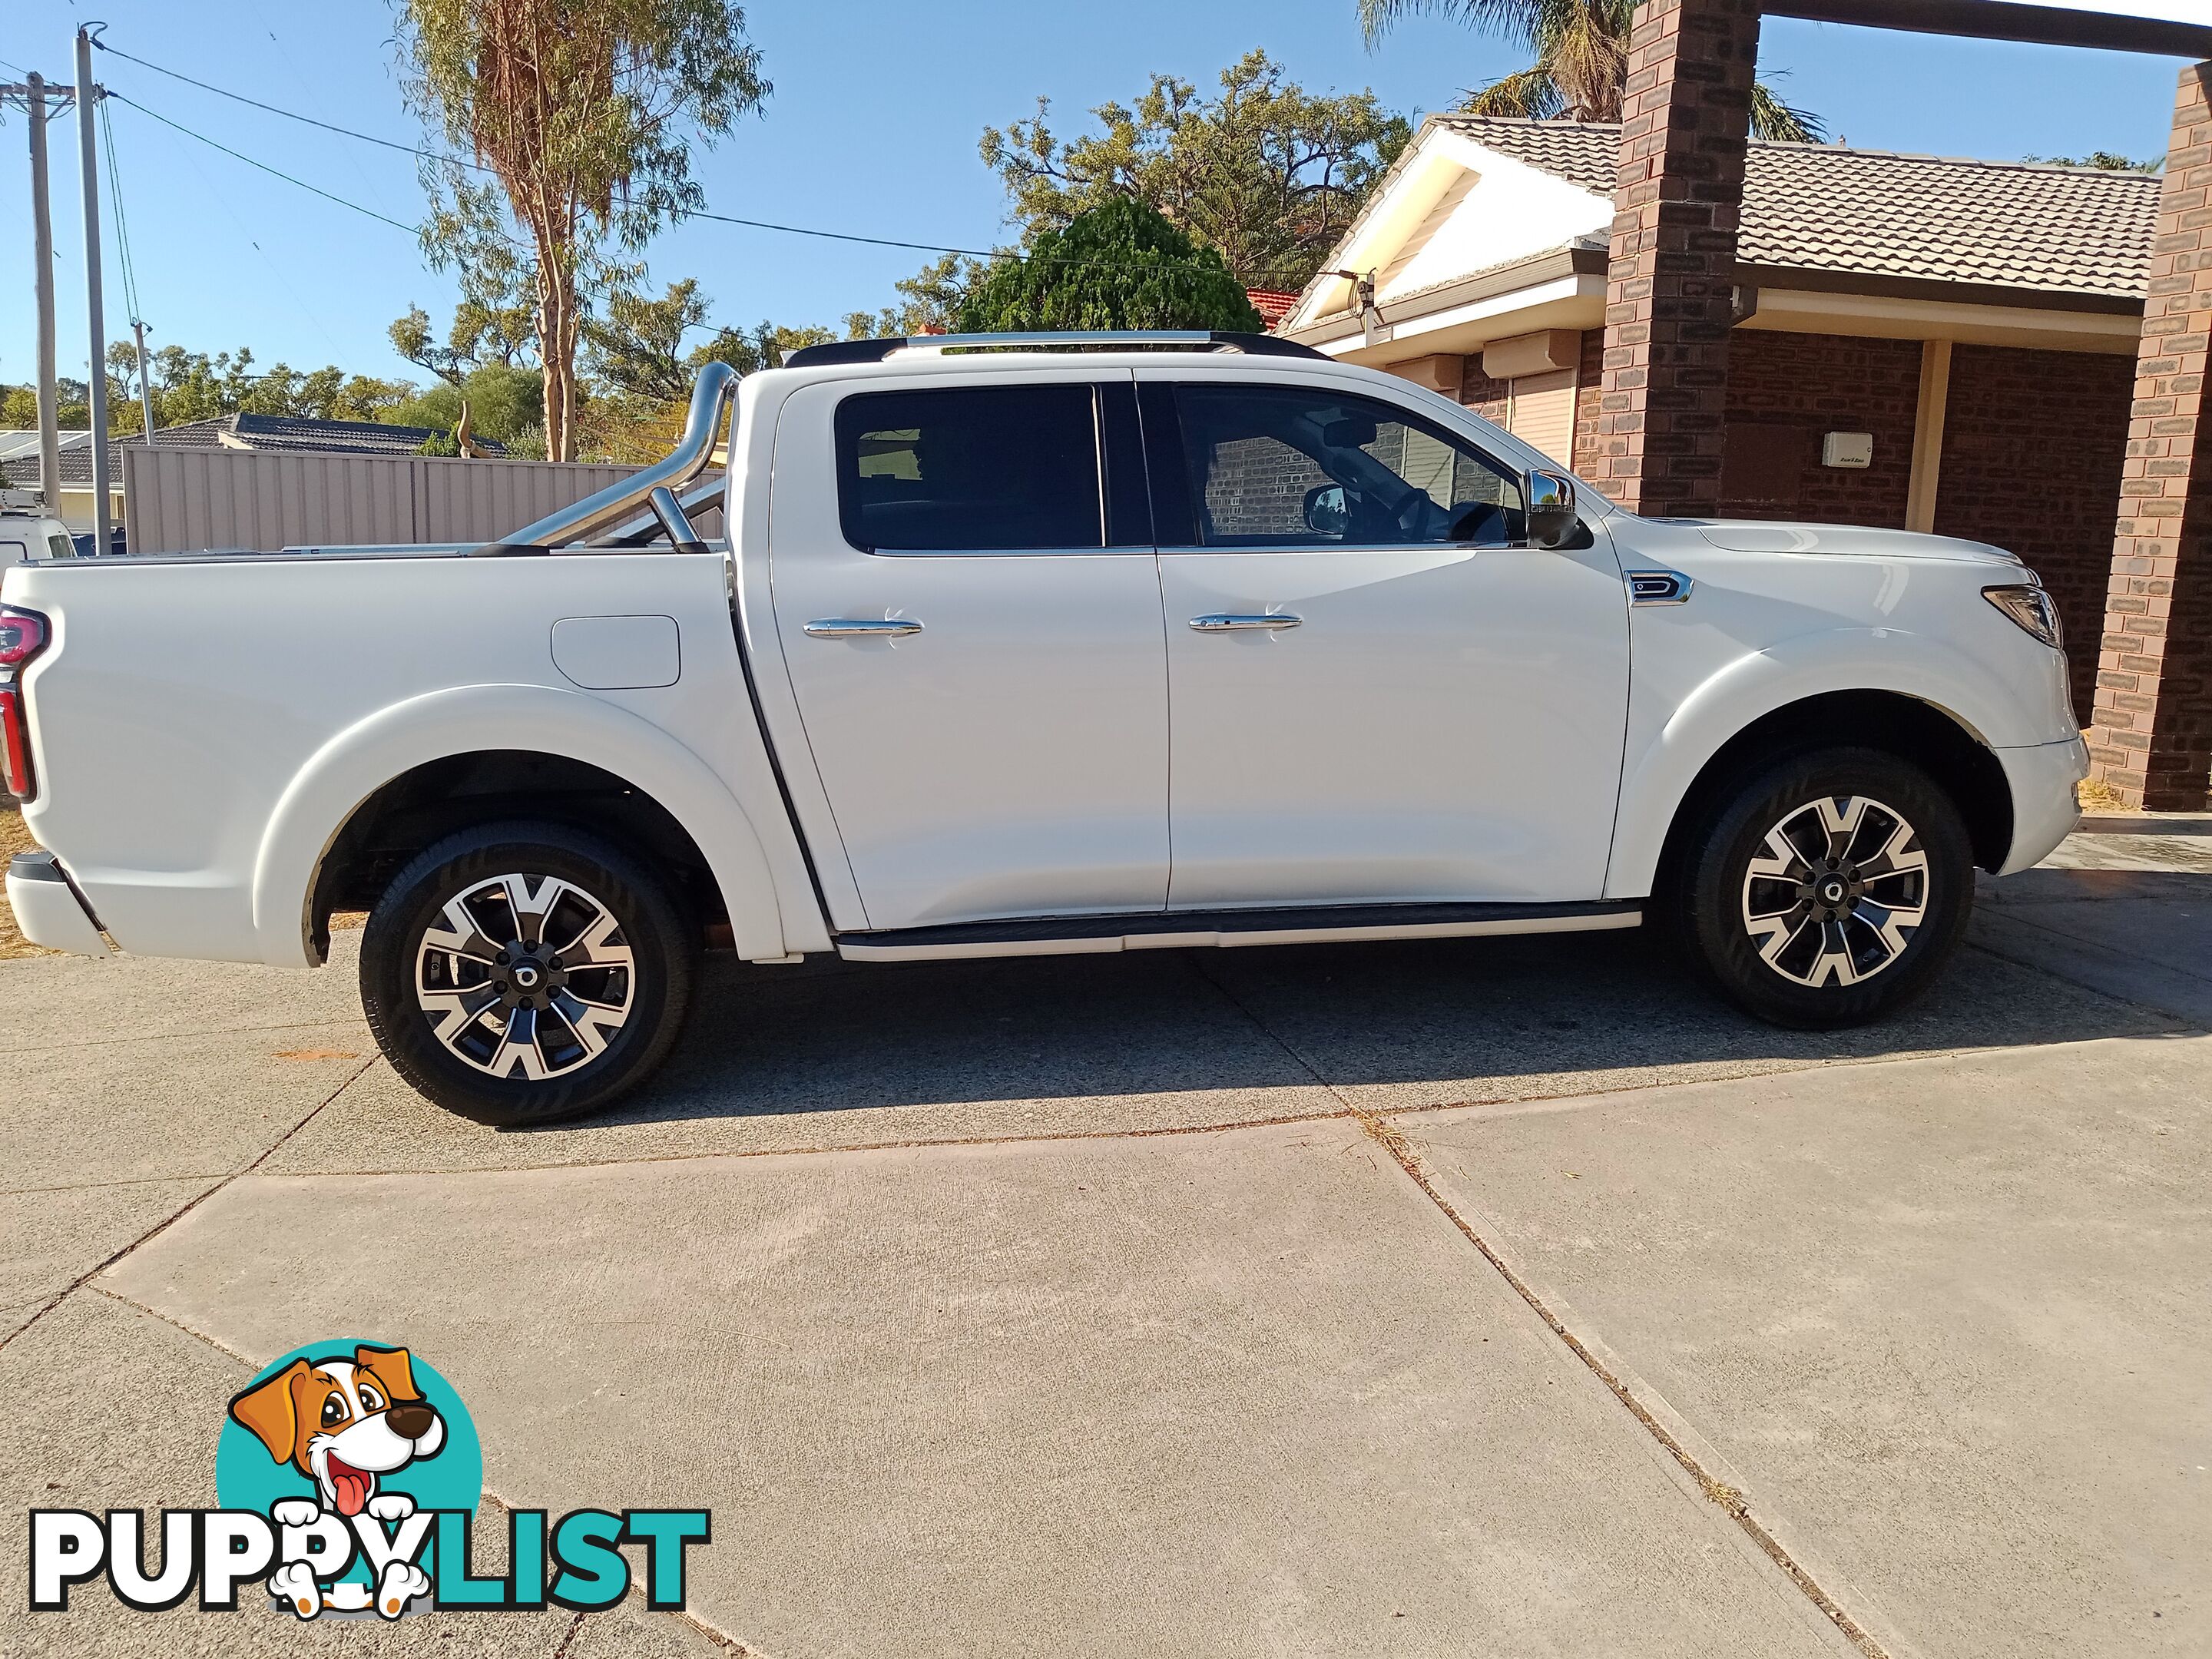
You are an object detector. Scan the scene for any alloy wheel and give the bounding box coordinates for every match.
[1740,795,1929,988]
[414,872,636,1080]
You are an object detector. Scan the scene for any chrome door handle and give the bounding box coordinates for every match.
[1188,614,1302,631]
[803,618,923,638]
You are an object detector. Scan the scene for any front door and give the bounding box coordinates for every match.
[1144,374,1629,909]
[769,373,1168,932]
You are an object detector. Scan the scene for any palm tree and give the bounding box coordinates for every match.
[1360,0,1826,144]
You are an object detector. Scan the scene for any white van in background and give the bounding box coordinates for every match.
[0,491,77,569]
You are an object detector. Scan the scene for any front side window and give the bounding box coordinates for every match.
[1174,385,1525,548]
[835,385,1104,552]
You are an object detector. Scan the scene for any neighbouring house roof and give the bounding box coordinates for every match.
[1245,288,1302,327]
[0,412,505,488]
[1433,115,2160,301]
[1281,114,2161,338]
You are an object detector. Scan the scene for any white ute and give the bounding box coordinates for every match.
[0,333,2087,1122]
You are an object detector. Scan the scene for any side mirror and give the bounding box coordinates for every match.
[1524,470,1578,550]
[1303,483,1349,538]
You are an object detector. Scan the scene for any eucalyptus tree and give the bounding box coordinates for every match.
[396,0,770,459]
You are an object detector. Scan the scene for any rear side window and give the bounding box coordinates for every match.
[835,385,1104,551]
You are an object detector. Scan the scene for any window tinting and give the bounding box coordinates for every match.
[1174,385,1525,549]
[836,385,1104,551]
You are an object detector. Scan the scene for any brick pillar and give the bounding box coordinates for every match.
[1593,0,1763,517]
[2088,63,2212,811]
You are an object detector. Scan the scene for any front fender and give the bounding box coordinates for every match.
[1606,628,2031,899]
[251,682,819,969]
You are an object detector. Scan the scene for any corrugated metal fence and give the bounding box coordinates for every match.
[121,447,651,554]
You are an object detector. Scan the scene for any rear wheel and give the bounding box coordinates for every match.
[360,822,694,1124]
[1670,747,1974,1028]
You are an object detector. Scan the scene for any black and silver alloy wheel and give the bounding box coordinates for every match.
[1671,747,1973,1030]
[1740,794,1927,988]
[416,873,637,1081]
[363,823,695,1124]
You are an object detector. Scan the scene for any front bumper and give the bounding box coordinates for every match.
[6,850,111,955]
[1994,733,2090,876]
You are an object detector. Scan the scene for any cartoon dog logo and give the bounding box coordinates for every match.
[227,1344,445,1618]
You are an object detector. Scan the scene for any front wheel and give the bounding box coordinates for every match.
[360,822,695,1124]
[1669,747,1975,1029]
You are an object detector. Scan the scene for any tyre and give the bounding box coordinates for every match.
[1668,747,1974,1029]
[359,821,696,1124]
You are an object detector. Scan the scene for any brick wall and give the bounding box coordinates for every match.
[1457,359,1510,429]
[2088,61,2212,810]
[1936,344,2136,719]
[1572,328,1604,478]
[1594,0,1763,515]
[1718,331,1920,526]
[1458,333,1608,478]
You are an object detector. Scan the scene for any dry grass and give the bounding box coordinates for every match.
[0,802,54,959]
[2075,777,2130,814]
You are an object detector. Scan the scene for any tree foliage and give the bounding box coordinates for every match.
[1357,0,1825,143]
[389,290,538,388]
[979,50,1409,290]
[398,0,770,459]
[2025,151,2161,174]
[94,344,416,435]
[844,251,988,341]
[955,197,1264,334]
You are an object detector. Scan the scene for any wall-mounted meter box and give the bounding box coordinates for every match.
[1821,432,1874,469]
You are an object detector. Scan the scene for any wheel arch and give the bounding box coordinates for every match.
[250,684,825,969]
[1634,689,2013,906]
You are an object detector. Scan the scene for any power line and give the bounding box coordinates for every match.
[102,91,426,237]
[98,95,144,328]
[90,36,1316,288]
[94,42,1025,261]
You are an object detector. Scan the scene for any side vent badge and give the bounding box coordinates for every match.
[1626,568,1694,607]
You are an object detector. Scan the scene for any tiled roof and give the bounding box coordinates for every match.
[1246,288,1302,327]
[1433,114,2161,300]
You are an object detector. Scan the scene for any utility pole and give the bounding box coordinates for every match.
[131,320,155,446]
[75,26,110,555]
[1,73,73,515]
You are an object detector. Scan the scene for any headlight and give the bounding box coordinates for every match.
[1983,584,2062,650]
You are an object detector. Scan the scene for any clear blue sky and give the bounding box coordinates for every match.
[0,1,2186,392]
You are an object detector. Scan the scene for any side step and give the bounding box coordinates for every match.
[836,900,1641,962]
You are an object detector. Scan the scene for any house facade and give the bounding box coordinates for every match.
[1276,114,2154,720]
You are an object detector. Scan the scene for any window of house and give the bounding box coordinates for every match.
[1174,384,1525,548]
[835,385,1104,552]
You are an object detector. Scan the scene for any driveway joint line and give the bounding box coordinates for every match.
[246,1104,1362,1181]
[1183,952,1892,1659]
[3,1171,239,1197]
[1380,1015,2197,1124]
[0,1052,378,1356]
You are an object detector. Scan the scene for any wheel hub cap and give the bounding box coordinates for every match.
[414,873,635,1080]
[1742,795,1929,988]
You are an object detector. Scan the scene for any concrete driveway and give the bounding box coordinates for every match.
[1,819,2206,1657]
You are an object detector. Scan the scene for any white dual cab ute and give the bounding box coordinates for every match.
[1,333,2086,1122]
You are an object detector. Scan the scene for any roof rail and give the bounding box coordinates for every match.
[782,330,1326,368]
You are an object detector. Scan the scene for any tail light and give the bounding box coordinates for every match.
[0,608,46,669]
[0,606,51,799]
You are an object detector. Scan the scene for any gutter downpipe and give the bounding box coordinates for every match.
[469,361,739,555]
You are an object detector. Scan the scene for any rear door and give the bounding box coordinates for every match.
[1144,372,1629,909]
[767,370,1169,932]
